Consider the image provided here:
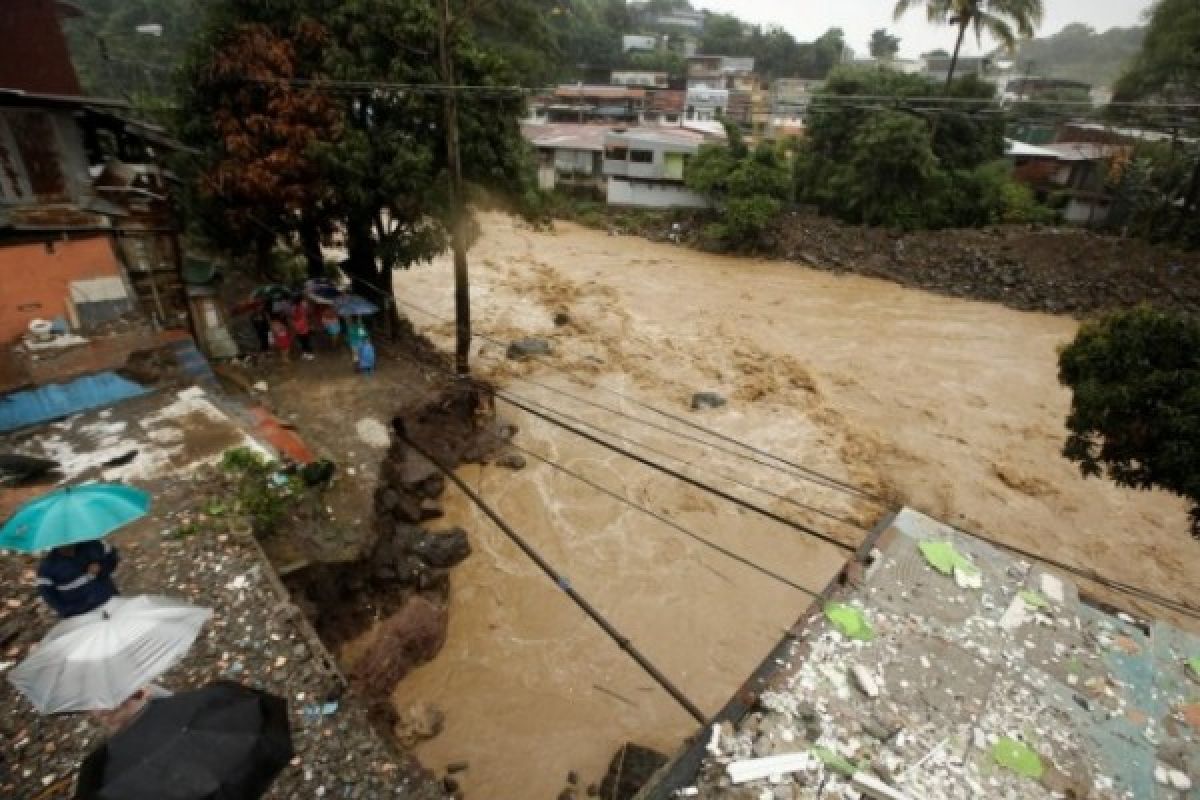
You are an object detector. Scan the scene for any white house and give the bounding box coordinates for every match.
[603,128,710,209]
[611,70,669,88]
[622,34,659,53]
[685,87,728,121]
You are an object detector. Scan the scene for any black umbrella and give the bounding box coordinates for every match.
[75,681,294,800]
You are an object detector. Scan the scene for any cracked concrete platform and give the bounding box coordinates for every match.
[647,508,1200,800]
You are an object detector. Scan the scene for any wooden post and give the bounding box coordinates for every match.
[438,0,471,377]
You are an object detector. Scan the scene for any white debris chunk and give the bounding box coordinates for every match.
[999,596,1029,631]
[727,753,816,784]
[706,724,722,757]
[1168,770,1192,791]
[1039,573,1065,604]
[851,665,880,698]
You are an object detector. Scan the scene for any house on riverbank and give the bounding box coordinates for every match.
[603,127,710,208]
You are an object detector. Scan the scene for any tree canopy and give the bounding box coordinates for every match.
[869,28,901,60]
[178,0,537,311]
[1010,23,1145,90]
[1114,0,1200,103]
[1059,306,1200,538]
[895,0,1044,84]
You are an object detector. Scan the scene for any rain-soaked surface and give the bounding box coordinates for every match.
[374,214,1194,799]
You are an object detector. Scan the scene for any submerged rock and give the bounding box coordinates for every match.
[507,337,553,360]
[690,392,727,411]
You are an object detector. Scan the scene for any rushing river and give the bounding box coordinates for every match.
[376,213,1192,799]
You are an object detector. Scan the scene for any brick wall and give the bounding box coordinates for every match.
[0,235,124,343]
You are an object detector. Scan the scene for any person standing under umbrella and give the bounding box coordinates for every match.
[289,294,315,361]
[36,539,119,618]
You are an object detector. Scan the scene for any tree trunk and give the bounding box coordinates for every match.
[439,0,471,378]
[945,19,969,88]
[254,230,274,279]
[299,212,325,279]
[1173,157,1200,240]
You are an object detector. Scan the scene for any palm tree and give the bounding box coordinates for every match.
[895,0,1044,86]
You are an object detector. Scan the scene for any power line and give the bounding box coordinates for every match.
[498,388,869,535]
[391,295,886,505]
[386,311,1200,621]
[512,442,821,596]
[497,391,858,552]
[398,425,709,725]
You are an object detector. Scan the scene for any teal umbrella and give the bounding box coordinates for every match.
[0,484,150,553]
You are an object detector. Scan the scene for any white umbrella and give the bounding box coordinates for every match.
[7,595,212,713]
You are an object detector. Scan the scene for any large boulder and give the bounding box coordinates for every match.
[412,527,471,569]
[507,337,553,360]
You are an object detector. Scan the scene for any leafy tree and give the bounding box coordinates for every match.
[894,0,1044,85]
[687,140,789,249]
[1058,307,1200,538]
[177,1,341,275]
[1011,23,1145,89]
[797,65,1036,229]
[835,110,938,228]
[1113,0,1200,244]
[1114,0,1200,103]
[700,13,749,56]
[318,0,537,313]
[869,28,901,60]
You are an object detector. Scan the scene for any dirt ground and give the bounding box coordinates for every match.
[387,212,1200,799]
[222,341,444,565]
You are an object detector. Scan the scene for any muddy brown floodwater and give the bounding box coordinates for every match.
[385,213,1197,799]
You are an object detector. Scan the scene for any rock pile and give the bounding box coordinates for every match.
[588,207,1200,317]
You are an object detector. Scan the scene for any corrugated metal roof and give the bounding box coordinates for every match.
[554,85,646,100]
[1041,142,1128,162]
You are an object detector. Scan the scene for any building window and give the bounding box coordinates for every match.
[630,150,654,164]
[605,146,628,161]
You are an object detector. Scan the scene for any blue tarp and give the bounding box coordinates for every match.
[0,372,149,432]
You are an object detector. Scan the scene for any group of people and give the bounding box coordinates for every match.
[248,292,376,374]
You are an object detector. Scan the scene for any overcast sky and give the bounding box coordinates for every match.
[690,0,1156,60]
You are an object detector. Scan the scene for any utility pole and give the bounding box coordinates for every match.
[438,0,471,377]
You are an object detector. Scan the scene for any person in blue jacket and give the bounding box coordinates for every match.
[36,539,120,618]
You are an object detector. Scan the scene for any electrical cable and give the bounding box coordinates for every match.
[511,442,821,597]
[398,426,709,725]
[496,387,869,535]
[391,295,887,505]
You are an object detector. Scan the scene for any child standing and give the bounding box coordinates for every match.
[357,337,376,375]
[346,318,367,366]
[320,305,341,350]
[290,297,314,360]
[270,316,292,363]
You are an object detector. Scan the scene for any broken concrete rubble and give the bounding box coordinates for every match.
[650,508,1200,800]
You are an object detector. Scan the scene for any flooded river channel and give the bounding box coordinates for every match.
[384,214,1194,798]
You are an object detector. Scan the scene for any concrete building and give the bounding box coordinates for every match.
[1006,138,1129,226]
[684,87,728,121]
[687,55,758,91]
[522,124,607,195]
[546,85,647,124]
[0,0,192,346]
[633,5,705,33]
[922,54,996,84]
[603,128,709,208]
[622,34,659,53]
[611,70,669,89]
